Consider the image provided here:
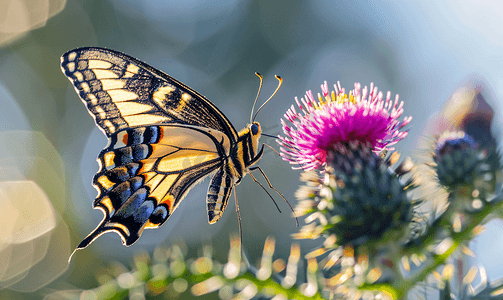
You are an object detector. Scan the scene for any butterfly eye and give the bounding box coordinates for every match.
[251,124,259,135]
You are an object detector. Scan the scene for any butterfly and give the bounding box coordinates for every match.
[61,47,294,255]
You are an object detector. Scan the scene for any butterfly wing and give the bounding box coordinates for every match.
[60,47,240,248]
[78,124,231,248]
[60,47,238,141]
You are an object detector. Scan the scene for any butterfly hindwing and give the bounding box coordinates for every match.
[78,124,231,247]
[60,47,238,142]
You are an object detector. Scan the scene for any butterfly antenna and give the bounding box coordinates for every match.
[252,75,283,122]
[250,72,264,124]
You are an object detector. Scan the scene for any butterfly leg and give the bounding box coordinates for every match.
[233,187,242,249]
[247,171,282,213]
[249,166,299,226]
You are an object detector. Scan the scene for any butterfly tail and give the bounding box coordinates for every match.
[76,219,113,250]
[68,206,150,263]
[77,189,157,250]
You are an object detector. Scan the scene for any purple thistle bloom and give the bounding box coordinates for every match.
[279,81,411,170]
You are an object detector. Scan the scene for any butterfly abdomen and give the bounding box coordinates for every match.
[206,164,234,223]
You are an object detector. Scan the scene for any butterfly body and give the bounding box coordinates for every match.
[61,47,264,248]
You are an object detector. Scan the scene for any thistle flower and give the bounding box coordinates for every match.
[279,81,411,171]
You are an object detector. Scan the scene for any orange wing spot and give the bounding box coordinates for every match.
[141,171,157,182]
[104,152,116,169]
[122,132,128,145]
[138,160,155,173]
[97,175,115,190]
[100,196,115,214]
[144,220,159,229]
[158,126,164,141]
[160,194,175,208]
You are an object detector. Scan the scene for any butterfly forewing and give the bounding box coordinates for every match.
[60,47,238,141]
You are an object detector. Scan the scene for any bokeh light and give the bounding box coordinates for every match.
[0,0,66,46]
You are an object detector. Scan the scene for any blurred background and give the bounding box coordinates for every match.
[0,0,502,299]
